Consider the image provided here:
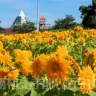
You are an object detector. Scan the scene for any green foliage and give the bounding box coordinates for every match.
[11,76,37,96]
[12,21,36,33]
[92,0,96,8]
[79,0,96,28]
[44,89,59,96]
[0,27,3,31]
[52,15,78,29]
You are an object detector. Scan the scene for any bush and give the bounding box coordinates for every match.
[12,21,36,33]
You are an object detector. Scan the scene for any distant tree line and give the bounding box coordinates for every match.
[51,15,81,30]
[12,21,36,33]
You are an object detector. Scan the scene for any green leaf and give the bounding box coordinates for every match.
[74,91,90,96]
[88,91,96,96]
[13,76,35,96]
[34,83,46,94]
[44,89,59,96]
[60,90,74,96]
[30,89,37,96]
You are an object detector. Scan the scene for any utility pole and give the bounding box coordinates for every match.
[37,0,39,31]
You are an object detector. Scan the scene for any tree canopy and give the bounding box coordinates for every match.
[0,27,4,31]
[52,15,77,29]
[12,21,36,33]
[79,0,96,28]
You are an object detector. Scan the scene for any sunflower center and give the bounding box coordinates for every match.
[52,62,61,72]
[87,54,94,66]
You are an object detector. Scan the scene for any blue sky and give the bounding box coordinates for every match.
[0,0,91,28]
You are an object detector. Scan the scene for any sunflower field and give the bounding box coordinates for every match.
[0,26,96,96]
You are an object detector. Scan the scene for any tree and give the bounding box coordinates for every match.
[12,21,36,33]
[79,0,96,28]
[93,0,96,8]
[52,15,77,29]
[0,27,4,31]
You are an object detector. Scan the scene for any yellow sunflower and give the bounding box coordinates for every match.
[0,41,3,51]
[31,54,47,78]
[78,36,85,43]
[78,66,95,94]
[83,50,96,67]
[45,54,72,83]
[0,53,12,65]
[2,54,12,65]
[13,49,32,62]
[82,32,88,39]
[20,60,32,76]
[71,42,75,47]
[7,69,19,79]
[56,45,68,57]
[0,68,10,79]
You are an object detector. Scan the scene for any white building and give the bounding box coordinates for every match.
[12,10,27,26]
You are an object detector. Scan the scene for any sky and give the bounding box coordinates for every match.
[0,0,92,28]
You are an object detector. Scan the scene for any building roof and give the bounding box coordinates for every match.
[12,10,27,27]
[40,16,46,20]
[18,10,26,19]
